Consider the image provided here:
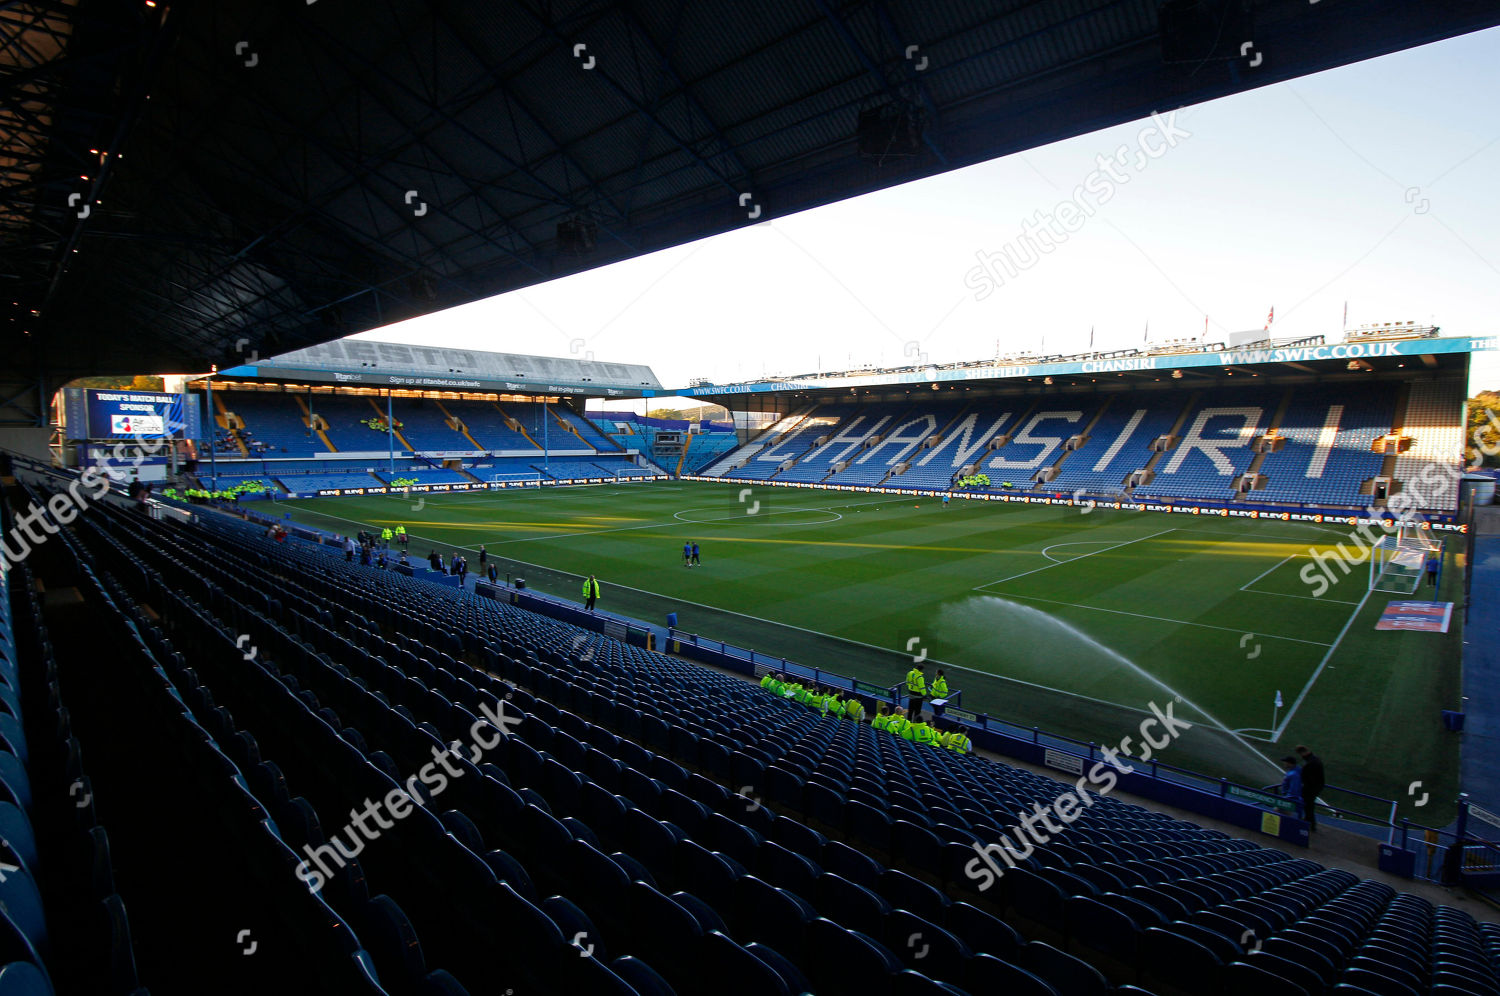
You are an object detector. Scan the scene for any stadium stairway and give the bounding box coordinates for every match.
[433,401,487,451]
[1037,397,1116,487]
[546,407,595,452]
[706,407,826,480]
[21,478,1500,995]
[292,396,341,453]
[365,399,417,452]
[493,405,545,452]
[211,394,250,458]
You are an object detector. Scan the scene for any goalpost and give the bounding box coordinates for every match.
[1370,523,1441,594]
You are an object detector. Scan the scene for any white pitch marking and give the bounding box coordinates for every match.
[975,527,1178,588]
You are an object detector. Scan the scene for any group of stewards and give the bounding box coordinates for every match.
[759,673,972,754]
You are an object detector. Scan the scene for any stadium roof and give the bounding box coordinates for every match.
[672,333,1490,403]
[219,339,662,397]
[4,0,1499,407]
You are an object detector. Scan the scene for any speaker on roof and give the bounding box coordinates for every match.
[556,216,598,256]
[1159,0,1254,65]
[858,103,924,162]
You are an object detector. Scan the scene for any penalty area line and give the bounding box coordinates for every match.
[1272,584,1374,743]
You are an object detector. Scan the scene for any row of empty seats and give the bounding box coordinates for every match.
[217,392,625,459]
[24,474,1494,994]
[0,480,149,995]
[702,383,1465,511]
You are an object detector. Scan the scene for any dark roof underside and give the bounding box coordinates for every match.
[3,0,1497,382]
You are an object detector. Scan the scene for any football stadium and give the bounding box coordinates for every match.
[4,2,1500,995]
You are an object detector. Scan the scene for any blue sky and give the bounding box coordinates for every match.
[356,26,1500,404]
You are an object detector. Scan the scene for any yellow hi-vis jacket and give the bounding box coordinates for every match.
[905,669,926,697]
[931,676,949,698]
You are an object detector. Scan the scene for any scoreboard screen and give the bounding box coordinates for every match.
[63,389,200,440]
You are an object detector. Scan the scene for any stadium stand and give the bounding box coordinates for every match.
[211,395,632,473]
[447,402,540,452]
[1133,390,1282,501]
[372,467,475,487]
[226,392,329,455]
[732,407,853,481]
[25,479,1499,995]
[984,404,1104,485]
[202,474,286,494]
[1392,380,1468,513]
[467,457,547,482]
[594,460,657,479]
[314,396,399,453]
[387,399,469,451]
[0,493,150,994]
[776,406,911,484]
[822,409,946,486]
[278,472,386,493]
[503,403,575,451]
[589,414,739,477]
[682,433,740,475]
[701,384,1463,514]
[566,411,619,451]
[894,409,1015,490]
[1252,385,1397,507]
[268,459,416,477]
[822,405,948,483]
[530,458,654,481]
[1047,399,1184,497]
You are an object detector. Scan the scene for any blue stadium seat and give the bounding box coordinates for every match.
[801,917,903,995]
[1224,958,1313,996]
[944,901,1022,960]
[881,868,950,924]
[610,955,676,996]
[963,952,1058,996]
[765,816,824,861]
[743,941,813,995]
[702,930,791,996]
[1065,895,1140,963]
[541,896,607,962]
[358,894,429,992]
[0,755,31,814]
[883,909,971,969]
[756,841,821,897]
[0,806,37,883]
[0,962,51,996]
[1020,941,1109,996]
[813,873,891,937]
[618,882,704,991]
[846,800,892,853]
[669,841,742,907]
[730,876,815,958]
[888,968,969,995]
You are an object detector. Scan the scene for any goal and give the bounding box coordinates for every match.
[1370,525,1441,594]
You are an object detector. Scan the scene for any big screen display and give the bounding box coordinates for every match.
[72,390,198,439]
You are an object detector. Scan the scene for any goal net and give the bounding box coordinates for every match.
[1370,525,1440,594]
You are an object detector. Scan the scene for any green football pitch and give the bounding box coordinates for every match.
[274,480,1462,821]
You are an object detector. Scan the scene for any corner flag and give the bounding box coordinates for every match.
[1274,690,1283,709]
